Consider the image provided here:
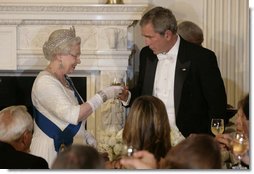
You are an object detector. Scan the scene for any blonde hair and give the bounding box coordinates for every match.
[0,105,33,142]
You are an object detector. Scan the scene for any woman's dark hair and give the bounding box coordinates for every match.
[238,94,249,120]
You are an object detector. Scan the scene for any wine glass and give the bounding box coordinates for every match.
[111,77,124,103]
[121,144,137,157]
[231,132,248,169]
[211,118,224,136]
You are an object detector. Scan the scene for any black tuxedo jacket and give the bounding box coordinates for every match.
[130,37,227,137]
[0,141,49,169]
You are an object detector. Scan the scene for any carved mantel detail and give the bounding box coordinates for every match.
[0,3,148,71]
[0,4,147,21]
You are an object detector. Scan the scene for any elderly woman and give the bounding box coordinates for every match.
[30,26,122,167]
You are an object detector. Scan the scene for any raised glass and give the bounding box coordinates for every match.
[211,118,224,136]
[231,132,248,169]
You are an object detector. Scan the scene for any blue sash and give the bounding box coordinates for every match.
[33,75,84,152]
[34,108,81,152]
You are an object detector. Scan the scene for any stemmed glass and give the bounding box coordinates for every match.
[121,144,137,157]
[111,77,124,103]
[211,118,224,136]
[231,132,248,169]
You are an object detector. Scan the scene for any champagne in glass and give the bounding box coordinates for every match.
[211,118,224,136]
[111,77,124,103]
[112,77,124,86]
[231,132,248,169]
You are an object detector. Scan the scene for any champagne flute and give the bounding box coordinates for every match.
[211,118,224,136]
[231,132,248,169]
[111,77,124,103]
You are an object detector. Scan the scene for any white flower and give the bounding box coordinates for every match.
[113,143,123,156]
[170,128,185,146]
[108,136,117,146]
[115,129,123,142]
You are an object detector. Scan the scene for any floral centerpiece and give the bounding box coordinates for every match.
[98,128,124,161]
[97,99,126,161]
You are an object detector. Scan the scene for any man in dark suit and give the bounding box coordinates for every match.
[120,7,227,145]
[0,105,48,169]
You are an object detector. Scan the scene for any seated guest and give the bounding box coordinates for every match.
[123,95,171,160]
[216,94,249,168]
[108,96,171,169]
[51,144,105,169]
[162,134,222,169]
[0,105,49,169]
[120,134,221,169]
[177,20,204,46]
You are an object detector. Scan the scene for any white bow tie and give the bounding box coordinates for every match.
[157,53,174,61]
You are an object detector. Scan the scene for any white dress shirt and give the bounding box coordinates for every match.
[153,35,185,146]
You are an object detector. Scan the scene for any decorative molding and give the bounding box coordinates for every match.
[0,4,147,13]
[0,4,148,21]
[0,19,136,26]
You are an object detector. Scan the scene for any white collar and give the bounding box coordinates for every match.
[157,35,180,60]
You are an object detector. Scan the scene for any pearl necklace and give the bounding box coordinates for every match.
[45,66,71,89]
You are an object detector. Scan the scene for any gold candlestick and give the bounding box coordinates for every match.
[106,0,124,4]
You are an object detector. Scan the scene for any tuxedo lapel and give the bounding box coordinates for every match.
[142,55,158,95]
[174,39,191,117]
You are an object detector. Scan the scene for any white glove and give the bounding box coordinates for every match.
[86,86,123,112]
[86,94,103,112]
[84,130,97,148]
[98,85,123,102]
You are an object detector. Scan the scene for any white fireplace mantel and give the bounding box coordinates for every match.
[0,3,148,71]
[0,3,148,160]
[0,3,147,21]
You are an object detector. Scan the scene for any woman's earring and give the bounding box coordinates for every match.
[59,59,64,69]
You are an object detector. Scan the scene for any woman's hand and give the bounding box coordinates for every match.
[99,85,123,101]
[215,133,232,150]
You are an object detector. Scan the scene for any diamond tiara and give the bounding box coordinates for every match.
[43,26,78,60]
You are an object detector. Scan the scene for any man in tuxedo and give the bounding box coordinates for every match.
[121,7,227,146]
[0,105,48,169]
